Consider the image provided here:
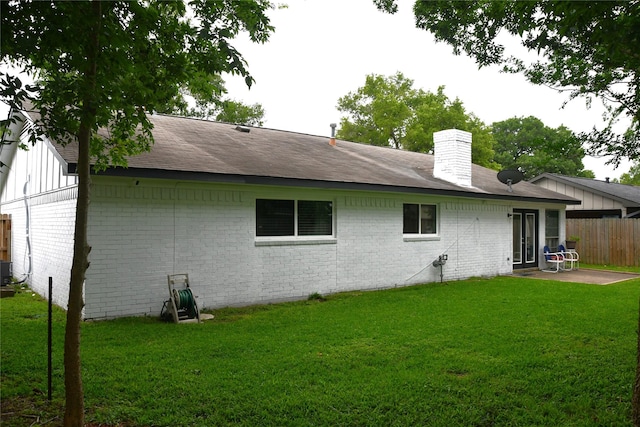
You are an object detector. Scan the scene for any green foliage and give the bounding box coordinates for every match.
[492,116,591,180]
[0,0,274,169]
[2,277,639,426]
[156,72,227,118]
[617,162,640,186]
[581,263,640,274]
[307,292,325,301]
[156,72,266,125]
[375,1,640,166]
[337,72,415,149]
[215,100,265,126]
[336,72,498,169]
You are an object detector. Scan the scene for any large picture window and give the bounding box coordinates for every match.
[403,204,437,234]
[256,199,333,237]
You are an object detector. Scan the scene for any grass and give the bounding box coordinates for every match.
[2,273,640,426]
[580,263,640,274]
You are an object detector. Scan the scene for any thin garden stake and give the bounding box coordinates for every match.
[48,276,52,401]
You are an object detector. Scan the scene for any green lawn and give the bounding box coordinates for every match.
[580,263,640,274]
[2,275,640,426]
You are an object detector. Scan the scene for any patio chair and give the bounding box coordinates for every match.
[558,244,579,271]
[542,245,564,273]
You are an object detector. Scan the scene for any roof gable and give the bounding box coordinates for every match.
[530,173,640,206]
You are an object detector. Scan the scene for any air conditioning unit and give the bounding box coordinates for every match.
[1,262,12,285]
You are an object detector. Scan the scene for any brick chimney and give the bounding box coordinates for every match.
[433,129,472,187]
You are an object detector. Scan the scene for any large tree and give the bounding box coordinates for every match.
[492,116,593,180]
[336,72,498,169]
[617,162,640,186]
[374,0,640,166]
[0,1,273,425]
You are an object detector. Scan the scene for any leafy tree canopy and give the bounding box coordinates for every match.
[336,72,498,169]
[214,100,265,126]
[374,0,640,166]
[492,116,593,180]
[155,72,265,126]
[616,162,640,186]
[1,0,273,168]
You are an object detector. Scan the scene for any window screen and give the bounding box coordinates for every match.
[256,199,294,236]
[404,203,437,234]
[298,200,333,236]
[256,199,332,237]
[545,210,560,250]
[420,205,437,234]
[403,204,419,234]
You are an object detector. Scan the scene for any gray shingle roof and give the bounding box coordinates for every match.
[50,113,577,204]
[530,173,640,206]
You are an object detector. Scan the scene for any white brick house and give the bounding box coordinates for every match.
[1,111,579,319]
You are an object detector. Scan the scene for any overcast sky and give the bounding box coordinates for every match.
[223,0,632,180]
[1,0,632,180]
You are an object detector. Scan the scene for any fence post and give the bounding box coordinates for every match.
[48,277,52,401]
[0,214,10,262]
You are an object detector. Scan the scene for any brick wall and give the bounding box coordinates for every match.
[1,120,78,309]
[83,177,514,319]
[439,202,513,279]
[1,188,76,309]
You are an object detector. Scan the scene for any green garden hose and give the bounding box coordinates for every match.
[174,288,197,318]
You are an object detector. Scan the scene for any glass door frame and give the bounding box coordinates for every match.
[513,209,539,270]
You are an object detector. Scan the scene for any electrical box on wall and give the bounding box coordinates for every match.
[1,261,12,285]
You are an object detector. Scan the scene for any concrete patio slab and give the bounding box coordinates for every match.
[513,268,640,285]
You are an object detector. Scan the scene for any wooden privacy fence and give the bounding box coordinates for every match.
[0,214,10,262]
[567,218,640,267]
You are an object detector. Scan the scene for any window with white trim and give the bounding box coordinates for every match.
[403,203,437,234]
[545,210,560,250]
[256,199,333,237]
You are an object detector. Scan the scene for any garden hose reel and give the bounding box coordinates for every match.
[167,274,200,323]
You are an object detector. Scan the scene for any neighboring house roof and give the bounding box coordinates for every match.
[530,173,640,208]
[23,111,579,205]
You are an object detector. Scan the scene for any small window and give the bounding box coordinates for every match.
[403,204,437,234]
[256,199,294,236]
[298,200,333,236]
[545,210,559,250]
[256,199,332,237]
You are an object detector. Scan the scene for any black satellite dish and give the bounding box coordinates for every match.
[497,169,524,192]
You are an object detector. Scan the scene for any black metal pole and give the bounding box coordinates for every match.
[48,276,52,401]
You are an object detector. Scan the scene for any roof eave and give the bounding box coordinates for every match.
[88,166,580,206]
[530,173,639,206]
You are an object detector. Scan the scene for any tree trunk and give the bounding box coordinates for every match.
[63,2,100,426]
[63,134,90,425]
[633,298,640,426]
